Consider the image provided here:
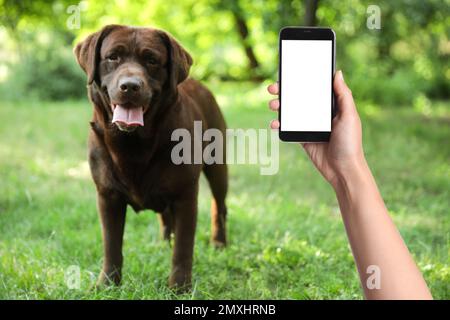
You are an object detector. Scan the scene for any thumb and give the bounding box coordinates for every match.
[333,70,356,116]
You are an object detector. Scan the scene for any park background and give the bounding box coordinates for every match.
[0,0,448,299]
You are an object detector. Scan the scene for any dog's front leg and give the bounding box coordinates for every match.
[169,187,198,291]
[96,190,127,287]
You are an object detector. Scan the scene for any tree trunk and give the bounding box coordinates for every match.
[231,10,263,80]
[304,0,320,26]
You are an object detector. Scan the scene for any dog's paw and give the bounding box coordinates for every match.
[168,270,192,293]
[211,238,227,249]
[211,231,227,248]
[95,270,121,289]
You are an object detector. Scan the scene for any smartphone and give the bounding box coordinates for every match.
[278,27,335,142]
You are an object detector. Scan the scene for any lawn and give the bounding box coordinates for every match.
[0,82,448,299]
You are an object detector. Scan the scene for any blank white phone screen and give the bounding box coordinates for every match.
[281,40,332,132]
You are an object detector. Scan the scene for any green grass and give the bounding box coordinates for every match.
[0,82,449,299]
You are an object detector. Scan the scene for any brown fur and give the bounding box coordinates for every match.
[74,25,228,290]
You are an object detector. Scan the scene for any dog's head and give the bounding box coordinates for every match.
[74,25,192,132]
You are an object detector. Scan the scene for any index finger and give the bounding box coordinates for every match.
[267,82,279,95]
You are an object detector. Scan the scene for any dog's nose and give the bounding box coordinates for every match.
[119,77,142,93]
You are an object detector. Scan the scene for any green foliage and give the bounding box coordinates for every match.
[0,83,448,299]
[0,29,86,101]
[317,0,450,105]
[0,0,448,104]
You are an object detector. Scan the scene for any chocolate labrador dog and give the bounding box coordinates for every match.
[74,25,228,290]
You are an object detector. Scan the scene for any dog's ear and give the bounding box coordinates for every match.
[159,30,193,92]
[74,25,121,85]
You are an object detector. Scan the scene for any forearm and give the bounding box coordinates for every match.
[333,159,432,300]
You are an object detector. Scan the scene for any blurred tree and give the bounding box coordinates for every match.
[215,0,262,80]
[304,0,320,26]
[0,0,74,32]
[0,0,76,54]
[0,0,448,103]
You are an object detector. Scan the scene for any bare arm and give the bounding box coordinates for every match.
[267,71,432,299]
[333,158,432,299]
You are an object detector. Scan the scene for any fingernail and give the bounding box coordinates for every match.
[270,120,279,129]
[339,70,344,81]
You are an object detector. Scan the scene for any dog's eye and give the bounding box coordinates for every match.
[107,54,119,62]
[147,57,158,65]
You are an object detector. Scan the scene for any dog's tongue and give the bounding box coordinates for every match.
[112,105,144,126]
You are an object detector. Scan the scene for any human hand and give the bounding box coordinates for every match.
[268,70,366,188]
